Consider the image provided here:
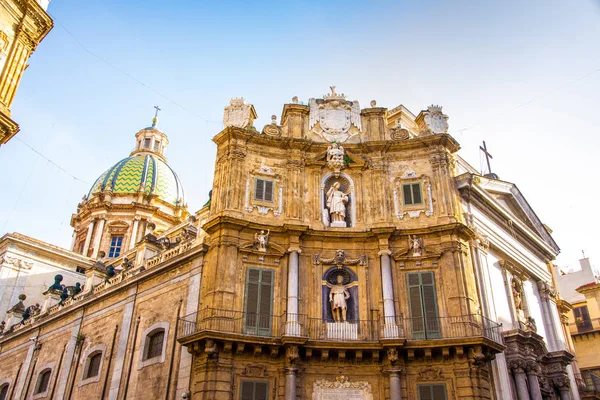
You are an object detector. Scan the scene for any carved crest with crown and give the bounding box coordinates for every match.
[309,87,362,142]
[223,98,257,129]
[415,104,449,136]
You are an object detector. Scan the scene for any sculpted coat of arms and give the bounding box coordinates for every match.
[223,98,257,128]
[417,105,449,135]
[309,87,362,142]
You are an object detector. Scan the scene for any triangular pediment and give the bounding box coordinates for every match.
[477,177,558,252]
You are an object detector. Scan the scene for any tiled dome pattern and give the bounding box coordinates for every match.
[88,154,184,205]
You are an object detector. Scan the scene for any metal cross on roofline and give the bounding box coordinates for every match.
[153,105,161,119]
[479,140,493,175]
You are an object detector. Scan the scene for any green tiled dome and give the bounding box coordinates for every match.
[88,154,184,206]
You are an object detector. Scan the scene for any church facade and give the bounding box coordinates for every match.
[0,90,580,400]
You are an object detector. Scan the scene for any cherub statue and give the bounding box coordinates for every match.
[254,230,270,252]
[328,274,351,322]
[409,235,423,257]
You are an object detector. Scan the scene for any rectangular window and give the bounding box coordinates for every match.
[402,183,423,205]
[144,138,151,149]
[574,305,593,332]
[75,266,86,274]
[254,178,274,202]
[108,235,123,258]
[153,141,160,151]
[407,272,440,339]
[418,384,447,400]
[240,380,268,400]
[244,268,273,336]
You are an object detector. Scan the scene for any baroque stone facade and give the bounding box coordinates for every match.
[0,0,53,146]
[0,90,579,399]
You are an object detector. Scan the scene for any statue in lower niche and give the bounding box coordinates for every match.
[326,182,349,227]
[329,275,350,322]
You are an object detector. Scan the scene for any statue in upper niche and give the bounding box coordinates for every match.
[326,182,349,227]
[254,230,270,252]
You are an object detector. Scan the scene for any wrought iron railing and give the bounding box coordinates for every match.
[578,371,600,394]
[177,309,502,345]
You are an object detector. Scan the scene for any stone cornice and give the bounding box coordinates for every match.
[0,232,94,267]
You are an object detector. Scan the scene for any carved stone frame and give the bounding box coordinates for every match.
[393,170,433,220]
[244,166,283,216]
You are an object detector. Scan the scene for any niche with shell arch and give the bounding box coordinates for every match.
[320,172,355,228]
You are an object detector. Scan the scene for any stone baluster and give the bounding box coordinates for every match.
[525,362,543,400]
[510,361,531,400]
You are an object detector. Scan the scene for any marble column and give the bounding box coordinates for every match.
[129,217,140,250]
[286,250,300,336]
[379,249,398,338]
[82,219,95,256]
[512,365,531,400]
[284,367,297,400]
[91,217,106,259]
[526,363,543,400]
[388,368,402,400]
[537,281,559,351]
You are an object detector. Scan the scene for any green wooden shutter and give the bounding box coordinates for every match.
[412,183,422,204]
[244,268,273,336]
[255,179,264,200]
[264,180,273,201]
[407,272,440,339]
[403,184,413,205]
[255,382,268,400]
[408,273,425,339]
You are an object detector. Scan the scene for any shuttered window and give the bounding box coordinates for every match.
[402,183,423,205]
[240,380,268,400]
[244,268,273,336]
[407,272,440,339]
[254,179,274,202]
[574,305,593,332]
[418,384,447,400]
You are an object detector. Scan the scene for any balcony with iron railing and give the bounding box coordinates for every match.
[575,371,600,399]
[571,318,600,335]
[177,308,503,347]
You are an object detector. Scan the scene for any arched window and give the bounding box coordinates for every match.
[145,330,165,360]
[138,322,170,369]
[0,384,8,400]
[35,369,51,395]
[85,352,102,379]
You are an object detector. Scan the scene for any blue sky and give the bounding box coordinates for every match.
[1,0,599,270]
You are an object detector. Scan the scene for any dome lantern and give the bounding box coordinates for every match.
[130,106,169,162]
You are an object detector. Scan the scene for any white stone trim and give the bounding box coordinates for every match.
[31,362,55,399]
[137,321,170,369]
[78,344,106,387]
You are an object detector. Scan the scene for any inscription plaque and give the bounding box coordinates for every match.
[312,376,373,400]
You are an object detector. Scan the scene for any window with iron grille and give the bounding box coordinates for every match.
[240,380,268,400]
[418,383,447,400]
[35,369,51,394]
[145,330,165,360]
[108,235,123,258]
[85,352,102,379]
[402,183,423,205]
[254,178,274,202]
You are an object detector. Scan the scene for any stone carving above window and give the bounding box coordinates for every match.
[393,173,433,220]
[244,166,283,216]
